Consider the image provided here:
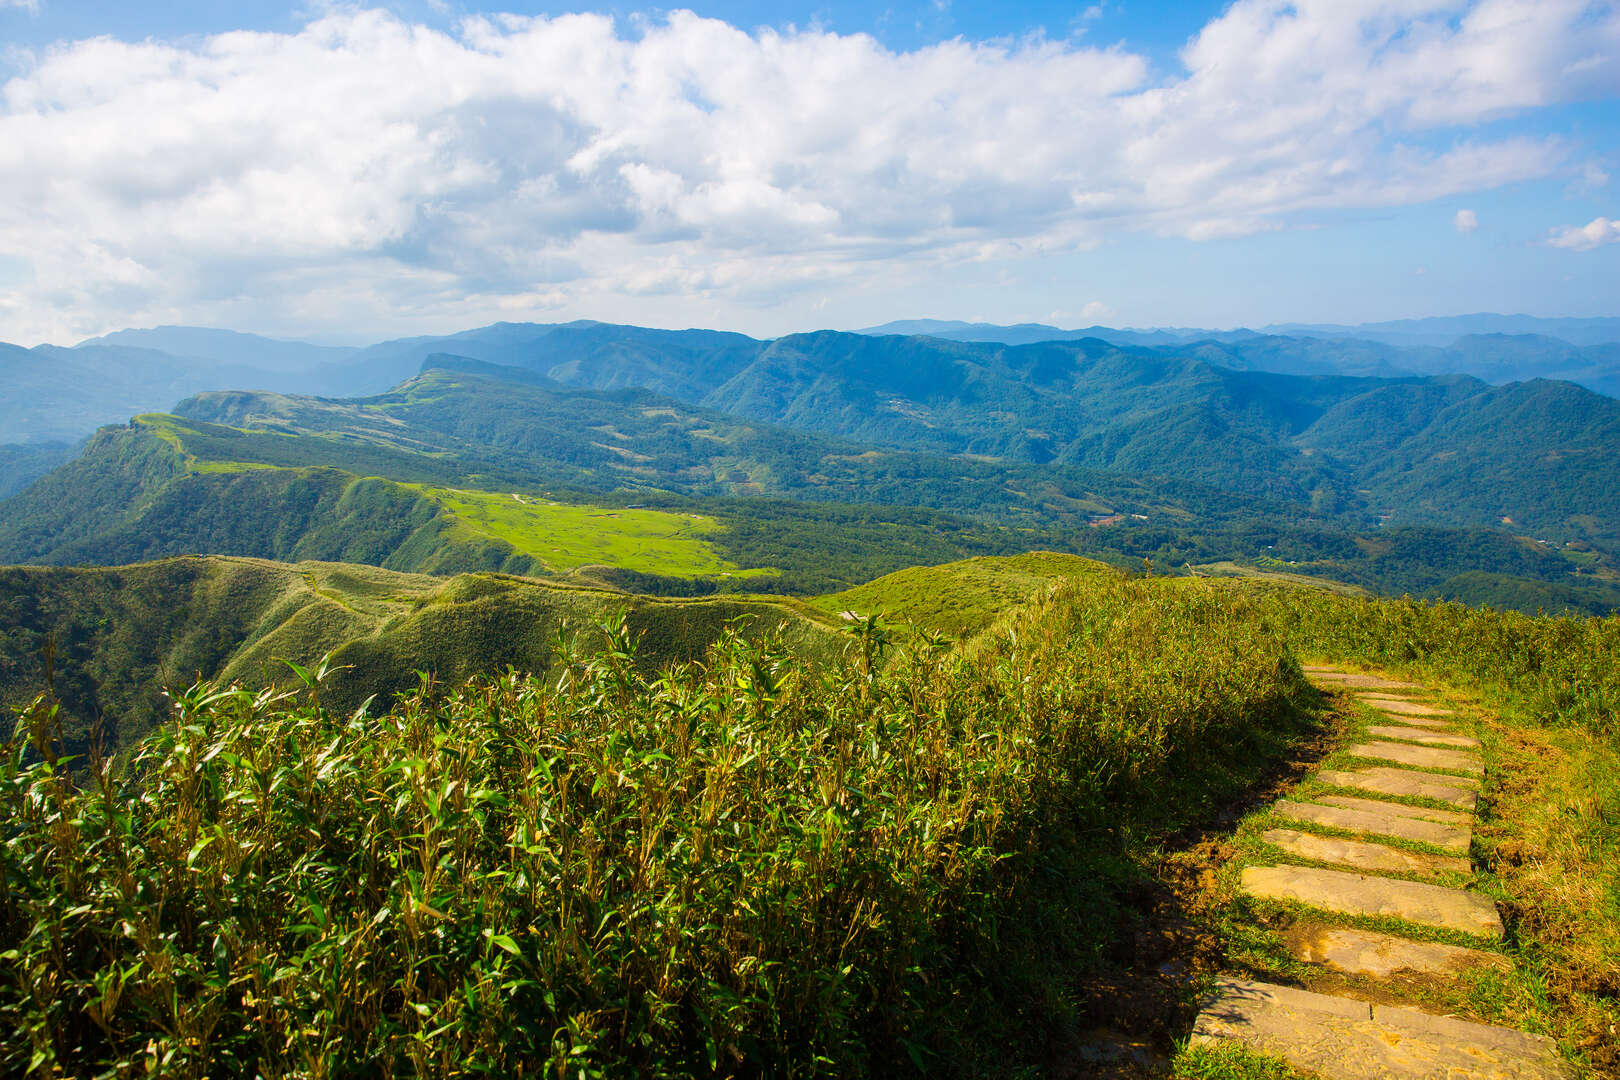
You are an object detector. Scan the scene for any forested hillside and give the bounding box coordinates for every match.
[0,555,842,760]
[4,357,1616,610]
[208,323,1620,545]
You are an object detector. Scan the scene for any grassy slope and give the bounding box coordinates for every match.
[809,552,1120,637]
[1,569,1317,1079]
[0,556,841,759]
[415,486,768,578]
[2,549,1616,1075]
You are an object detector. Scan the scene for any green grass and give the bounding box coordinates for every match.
[1173,1042,1318,1079]
[416,485,773,578]
[0,574,1316,1078]
[809,551,1117,637]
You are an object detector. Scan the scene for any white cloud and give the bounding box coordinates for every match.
[0,1,1616,342]
[1,0,40,12]
[1455,208,1479,232]
[1548,216,1620,250]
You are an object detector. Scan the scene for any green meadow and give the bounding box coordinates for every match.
[416,485,772,578]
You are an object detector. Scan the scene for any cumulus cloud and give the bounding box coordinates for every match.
[1548,216,1620,249]
[0,0,1617,341]
[1455,209,1480,232]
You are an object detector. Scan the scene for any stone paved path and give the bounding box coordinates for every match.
[1190,666,1572,1079]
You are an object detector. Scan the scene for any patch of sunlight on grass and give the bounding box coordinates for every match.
[418,486,772,578]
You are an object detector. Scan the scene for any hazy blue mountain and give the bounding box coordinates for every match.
[859,320,1620,394]
[1263,314,1620,348]
[77,325,358,371]
[856,318,1258,347]
[0,341,294,444]
[346,321,763,399]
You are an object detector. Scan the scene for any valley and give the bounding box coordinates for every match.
[4,328,1619,613]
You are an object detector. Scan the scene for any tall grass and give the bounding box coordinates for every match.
[1255,590,1620,736]
[1,579,1306,1077]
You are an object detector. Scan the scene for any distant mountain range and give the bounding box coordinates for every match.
[5,314,1616,449]
[859,314,1620,348]
[5,327,1619,607]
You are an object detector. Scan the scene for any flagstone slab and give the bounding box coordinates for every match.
[1357,695,1456,717]
[1316,767,1479,810]
[1347,740,1483,775]
[1365,724,1481,749]
[1312,794,1472,826]
[1304,668,1424,691]
[1262,828,1470,878]
[1191,977,1570,1079]
[1273,799,1472,853]
[1359,712,1455,729]
[1283,924,1510,979]
[1240,864,1504,937]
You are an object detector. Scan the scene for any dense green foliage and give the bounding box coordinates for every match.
[0,577,1309,1077]
[0,442,73,501]
[0,557,840,761]
[1254,588,1620,736]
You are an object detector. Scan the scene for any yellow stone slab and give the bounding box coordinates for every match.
[1284,924,1510,979]
[1240,864,1503,937]
[1357,695,1455,717]
[1305,668,1424,691]
[1273,799,1471,854]
[1192,977,1570,1078]
[1311,793,1472,826]
[1347,741,1483,775]
[1262,828,1469,878]
[1365,724,1481,749]
[1316,767,1479,810]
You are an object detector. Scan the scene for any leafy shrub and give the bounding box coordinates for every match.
[1257,590,1620,736]
[1,580,1306,1077]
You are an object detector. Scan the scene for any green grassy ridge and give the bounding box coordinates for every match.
[1,573,1315,1077]
[0,556,843,761]
[809,551,1120,637]
[0,425,754,582]
[0,420,1048,593]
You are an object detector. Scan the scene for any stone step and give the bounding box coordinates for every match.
[1312,793,1473,826]
[1347,740,1483,775]
[1316,767,1479,810]
[1283,924,1512,979]
[1240,864,1504,937]
[1191,977,1570,1079]
[1273,799,1472,854]
[1359,712,1455,729]
[1365,724,1481,749]
[1356,695,1456,717]
[1304,668,1424,691]
[1262,828,1470,878]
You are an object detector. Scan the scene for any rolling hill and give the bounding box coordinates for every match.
[0,554,844,761]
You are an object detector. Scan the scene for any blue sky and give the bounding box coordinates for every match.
[0,0,1616,343]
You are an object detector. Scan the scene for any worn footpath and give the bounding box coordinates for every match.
[1190,667,1575,1079]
